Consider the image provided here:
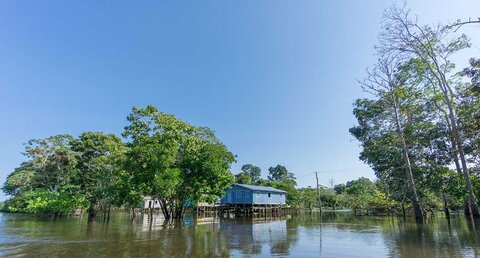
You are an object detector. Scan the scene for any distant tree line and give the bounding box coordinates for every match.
[233,164,393,215]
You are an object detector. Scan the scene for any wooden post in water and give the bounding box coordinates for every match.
[316,171,322,212]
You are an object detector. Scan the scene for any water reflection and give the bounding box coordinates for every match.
[1,212,480,257]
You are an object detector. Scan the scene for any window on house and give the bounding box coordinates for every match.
[268,193,271,198]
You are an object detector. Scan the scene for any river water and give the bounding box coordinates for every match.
[1,211,480,257]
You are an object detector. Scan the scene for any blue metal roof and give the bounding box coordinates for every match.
[233,183,287,193]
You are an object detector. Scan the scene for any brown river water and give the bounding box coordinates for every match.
[1,211,480,257]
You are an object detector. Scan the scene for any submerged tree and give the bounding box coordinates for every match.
[2,135,85,216]
[378,4,479,217]
[350,56,428,223]
[71,132,127,219]
[122,105,235,220]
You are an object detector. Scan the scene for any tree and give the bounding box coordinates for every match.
[378,4,479,217]
[459,58,480,169]
[24,135,79,195]
[71,132,127,219]
[333,184,346,194]
[235,172,253,185]
[345,177,375,196]
[2,162,35,197]
[449,18,480,31]
[240,164,262,183]
[462,58,480,89]
[2,135,85,216]
[350,55,427,223]
[122,105,235,220]
[298,187,317,212]
[267,165,297,186]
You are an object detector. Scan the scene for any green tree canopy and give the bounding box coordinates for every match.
[235,172,253,185]
[267,165,296,186]
[241,164,261,183]
[71,132,128,218]
[122,105,236,219]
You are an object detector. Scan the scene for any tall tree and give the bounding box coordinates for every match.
[267,165,296,186]
[240,164,262,183]
[458,59,480,173]
[378,4,479,217]
[71,132,127,219]
[235,172,253,185]
[351,56,426,222]
[2,135,85,216]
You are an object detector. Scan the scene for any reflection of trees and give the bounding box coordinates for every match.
[1,213,233,257]
[380,215,480,257]
[4,212,480,257]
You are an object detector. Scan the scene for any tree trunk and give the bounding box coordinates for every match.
[445,97,480,217]
[392,94,424,224]
[442,192,450,221]
[87,203,97,220]
[160,199,171,220]
[450,134,463,175]
[424,55,479,217]
[107,206,111,223]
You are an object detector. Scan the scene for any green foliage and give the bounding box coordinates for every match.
[241,164,262,183]
[462,58,480,90]
[267,165,296,186]
[2,135,82,215]
[319,187,337,209]
[2,163,35,196]
[2,106,235,218]
[24,190,87,215]
[235,172,253,185]
[333,184,346,194]
[297,187,317,211]
[368,190,396,214]
[345,177,375,196]
[71,132,128,215]
[122,105,235,219]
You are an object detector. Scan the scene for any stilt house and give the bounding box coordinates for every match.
[220,183,286,205]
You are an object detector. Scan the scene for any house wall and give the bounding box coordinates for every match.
[221,185,254,205]
[220,185,286,205]
[253,191,285,205]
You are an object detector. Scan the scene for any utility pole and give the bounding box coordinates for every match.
[315,171,322,212]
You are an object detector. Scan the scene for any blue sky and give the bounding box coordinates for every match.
[1,1,479,200]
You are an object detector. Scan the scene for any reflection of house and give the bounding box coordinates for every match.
[220,184,286,205]
[252,221,287,242]
[220,219,290,256]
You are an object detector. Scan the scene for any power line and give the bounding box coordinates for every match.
[294,167,371,179]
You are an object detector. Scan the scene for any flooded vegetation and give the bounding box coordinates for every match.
[1,212,480,257]
[2,1,480,257]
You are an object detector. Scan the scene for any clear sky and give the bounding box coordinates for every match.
[1,1,479,200]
